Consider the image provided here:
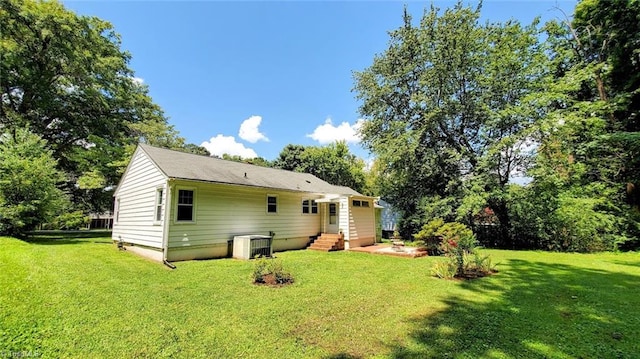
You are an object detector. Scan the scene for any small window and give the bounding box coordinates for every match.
[155,188,163,222]
[352,200,361,207]
[361,201,370,208]
[267,195,277,213]
[177,189,194,221]
[302,199,318,214]
[115,198,120,223]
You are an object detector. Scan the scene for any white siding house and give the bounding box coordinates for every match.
[112,144,377,262]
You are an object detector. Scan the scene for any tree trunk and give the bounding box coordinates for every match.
[488,199,512,248]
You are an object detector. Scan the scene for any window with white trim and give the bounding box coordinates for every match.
[176,189,195,222]
[302,199,318,214]
[267,195,277,213]
[361,201,370,208]
[154,188,163,222]
[352,200,361,207]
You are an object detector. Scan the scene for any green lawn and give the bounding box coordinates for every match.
[1,235,639,359]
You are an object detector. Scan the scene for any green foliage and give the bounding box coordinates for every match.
[273,142,367,193]
[0,129,67,236]
[438,222,479,277]
[431,260,457,279]
[221,154,272,167]
[417,219,492,278]
[0,0,206,214]
[467,252,497,274]
[354,2,548,243]
[517,0,640,251]
[509,181,627,252]
[252,256,294,286]
[413,218,445,254]
[50,211,90,230]
[273,144,307,170]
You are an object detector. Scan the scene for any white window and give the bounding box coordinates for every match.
[176,189,195,222]
[352,200,361,207]
[302,199,318,214]
[267,195,277,213]
[115,198,120,223]
[361,201,370,208]
[154,188,163,222]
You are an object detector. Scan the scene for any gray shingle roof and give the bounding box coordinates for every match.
[139,144,363,196]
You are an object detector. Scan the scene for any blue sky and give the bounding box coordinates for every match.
[63,0,577,161]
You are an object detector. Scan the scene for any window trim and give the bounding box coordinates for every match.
[267,194,278,214]
[175,187,196,223]
[154,187,164,224]
[302,198,318,215]
[352,200,362,207]
[361,200,370,208]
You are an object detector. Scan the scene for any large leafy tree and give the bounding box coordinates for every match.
[512,0,640,251]
[0,0,206,214]
[353,2,548,238]
[273,142,367,194]
[0,128,66,236]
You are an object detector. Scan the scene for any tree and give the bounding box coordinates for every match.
[353,2,548,239]
[273,144,307,171]
[221,153,272,167]
[273,142,367,194]
[0,128,66,236]
[509,0,640,251]
[0,0,206,214]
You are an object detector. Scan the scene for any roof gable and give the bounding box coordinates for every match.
[138,144,362,196]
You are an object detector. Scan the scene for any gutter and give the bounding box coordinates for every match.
[161,179,175,269]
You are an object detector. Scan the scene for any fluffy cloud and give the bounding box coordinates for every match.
[200,135,257,158]
[306,118,363,144]
[130,77,144,86]
[239,115,269,143]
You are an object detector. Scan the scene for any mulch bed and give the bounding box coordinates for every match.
[253,273,294,287]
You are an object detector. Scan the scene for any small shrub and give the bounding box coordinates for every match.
[252,256,294,286]
[414,218,446,255]
[421,219,496,280]
[431,260,457,279]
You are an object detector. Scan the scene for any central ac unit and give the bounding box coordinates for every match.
[233,235,273,259]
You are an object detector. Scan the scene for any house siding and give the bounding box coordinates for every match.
[345,197,376,249]
[112,150,167,248]
[166,180,322,261]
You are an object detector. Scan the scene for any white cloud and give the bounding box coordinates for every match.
[239,115,269,143]
[306,118,363,144]
[200,135,257,158]
[131,77,144,85]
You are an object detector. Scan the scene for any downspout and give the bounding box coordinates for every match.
[162,180,176,269]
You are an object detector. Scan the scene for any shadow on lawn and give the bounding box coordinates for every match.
[24,230,112,245]
[389,259,640,359]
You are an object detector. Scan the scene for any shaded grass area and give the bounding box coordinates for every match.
[392,250,640,358]
[1,236,639,358]
[24,230,113,244]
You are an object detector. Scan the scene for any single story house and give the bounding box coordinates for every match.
[112,144,378,262]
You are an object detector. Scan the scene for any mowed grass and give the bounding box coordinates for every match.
[1,235,639,358]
